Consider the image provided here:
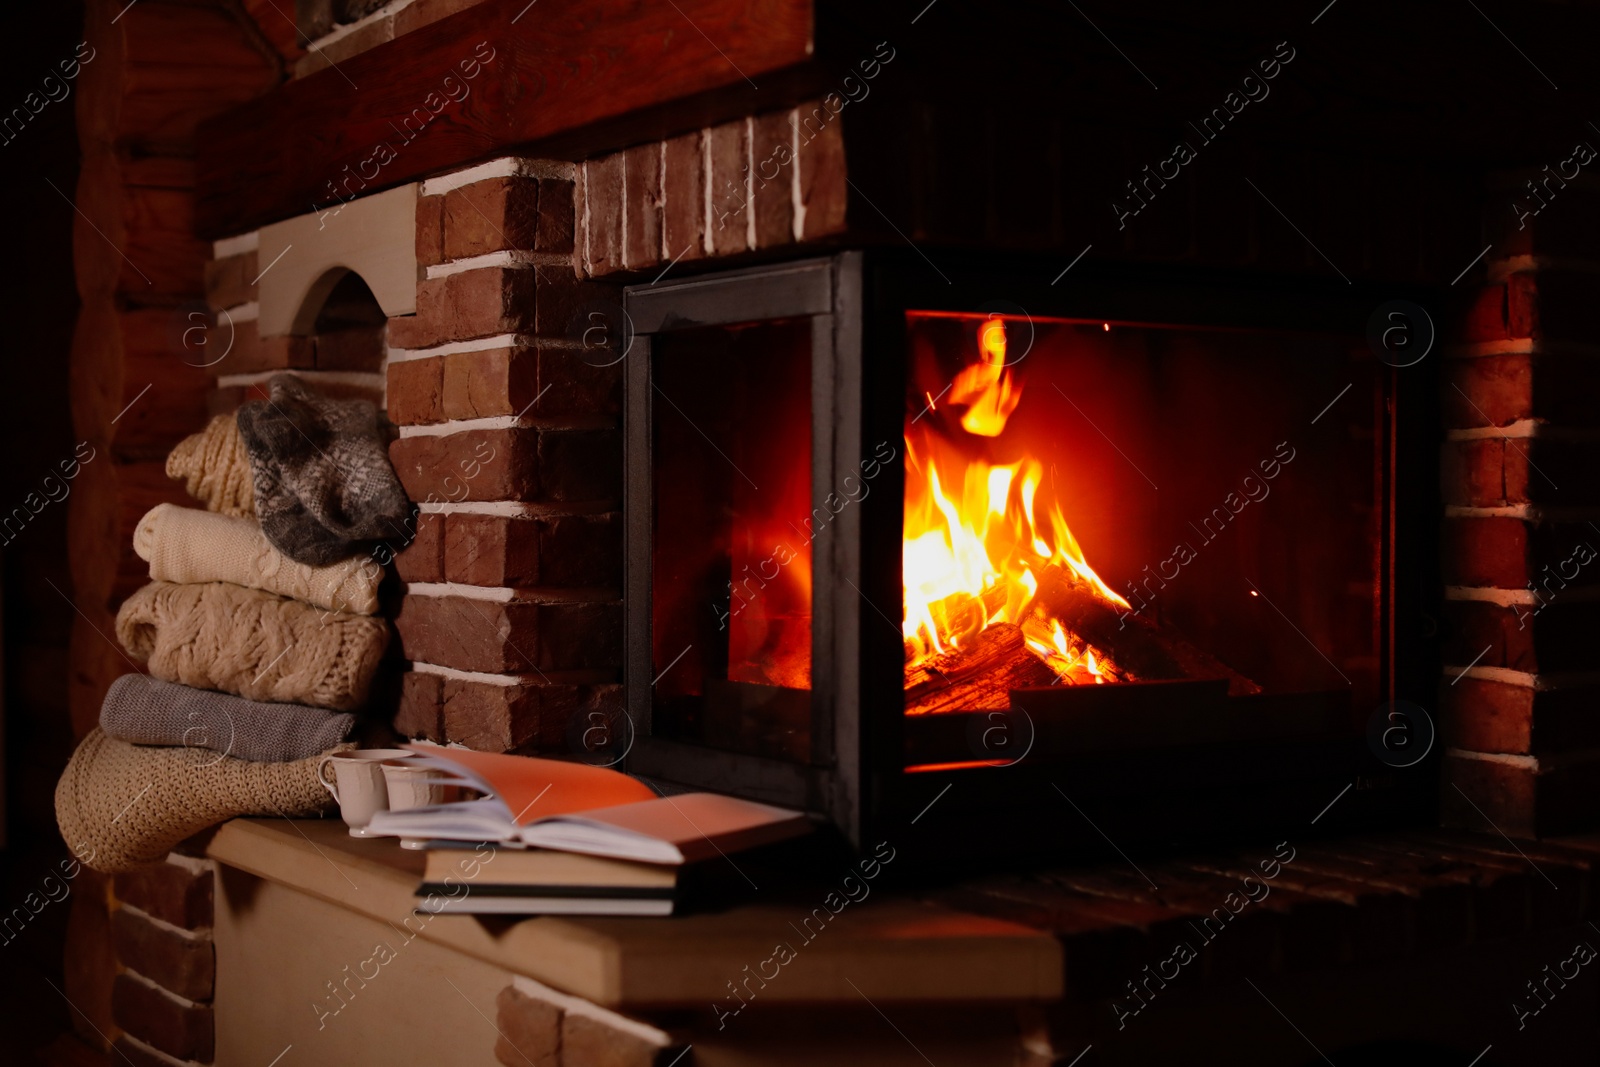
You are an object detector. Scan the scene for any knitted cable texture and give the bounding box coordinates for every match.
[134,503,382,615]
[237,374,413,566]
[116,581,389,712]
[166,414,256,517]
[55,727,346,873]
[99,674,355,762]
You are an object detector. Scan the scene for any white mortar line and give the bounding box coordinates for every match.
[220,301,259,324]
[302,0,419,53]
[1447,665,1600,689]
[417,500,541,517]
[744,115,757,251]
[386,333,525,363]
[123,967,203,1009]
[1445,748,1541,770]
[509,974,674,1047]
[700,128,714,256]
[118,903,212,941]
[1446,420,1540,440]
[1444,504,1531,519]
[398,415,530,437]
[1446,339,1600,359]
[212,231,259,259]
[410,661,540,686]
[425,250,569,279]
[403,582,514,602]
[421,156,576,197]
[1447,584,1600,605]
[790,107,805,241]
[164,853,215,876]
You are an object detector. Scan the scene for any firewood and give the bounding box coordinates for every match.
[905,623,1058,715]
[1023,565,1261,696]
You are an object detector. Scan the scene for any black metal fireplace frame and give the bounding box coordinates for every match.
[623,250,1440,854]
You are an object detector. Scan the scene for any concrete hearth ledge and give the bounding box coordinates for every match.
[207,817,1063,1009]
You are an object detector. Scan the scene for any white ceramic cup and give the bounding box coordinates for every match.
[380,761,455,812]
[318,749,415,834]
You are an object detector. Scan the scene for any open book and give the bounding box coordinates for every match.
[364,745,810,864]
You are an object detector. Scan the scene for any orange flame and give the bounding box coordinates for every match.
[904,318,1130,692]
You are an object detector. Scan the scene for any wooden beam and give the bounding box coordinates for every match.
[195,0,815,237]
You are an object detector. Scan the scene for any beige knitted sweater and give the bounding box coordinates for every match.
[134,503,381,615]
[117,581,389,712]
[56,727,343,873]
[167,414,256,517]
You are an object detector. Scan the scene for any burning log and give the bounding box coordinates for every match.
[905,623,1058,716]
[1023,565,1260,696]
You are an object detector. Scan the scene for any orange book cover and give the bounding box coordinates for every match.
[403,744,658,824]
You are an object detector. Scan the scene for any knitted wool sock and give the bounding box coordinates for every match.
[55,727,346,873]
[99,674,356,762]
[116,581,390,712]
[166,414,256,517]
[134,503,382,615]
[236,374,412,566]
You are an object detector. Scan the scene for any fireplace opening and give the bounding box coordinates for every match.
[649,317,815,763]
[625,253,1433,846]
[901,312,1382,727]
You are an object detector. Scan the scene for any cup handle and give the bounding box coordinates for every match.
[316,756,341,804]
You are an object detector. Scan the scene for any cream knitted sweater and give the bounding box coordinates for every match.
[134,503,381,615]
[56,727,343,873]
[117,581,389,712]
[167,414,255,517]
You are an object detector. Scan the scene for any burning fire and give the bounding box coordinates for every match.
[904,317,1133,698]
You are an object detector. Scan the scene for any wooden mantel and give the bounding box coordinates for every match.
[195,0,818,237]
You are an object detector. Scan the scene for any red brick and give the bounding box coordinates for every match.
[623,143,663,270]
[1443,598,1600,674]
[662,131,706,265]
[1442,753,1600,838]
[112,973,213,1062]
[444,513,539,586]
[1441,438,1516,508]
[416,194,446,267]
[389,429,538,503]
[536,179,576,254]
[443,679,548,751]
[752,109,796,249]
[528,346,621,417]
[494,985,560,1067]
[393,595,620,673]
[1443,677,1600,756]
[562,1010,682,1067]
[386,267,539,350]
[444,177,542,258]
[1446,353,1600,428]
[1490,177,1600,258]
[1442,517,1529,588]
[111,907,214,1002]
[585,153,626,276]
[316,325,385,371]
[387,356,445,425]
[214,320,314,375]
[707,119,750,255]
[393,671,445,741]
[203,251,256,311]
[113,862,213,931]
[394,511,444,582]
[538,513,621,588]
[441,347,528,420]
[1507,270,1600,343]
[798,98,847,240]
[1457,284,1508,343]
[538,428,621,502]
[533,271,621,344]
[395,0,489,35]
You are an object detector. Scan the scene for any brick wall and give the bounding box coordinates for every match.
[383,158,626,754]
[1440,173,1600,838]
[110,852,219,1066]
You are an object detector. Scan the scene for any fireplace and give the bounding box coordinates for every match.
[624,253,1437,850]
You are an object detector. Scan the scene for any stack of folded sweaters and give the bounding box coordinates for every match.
[56,375,414,873]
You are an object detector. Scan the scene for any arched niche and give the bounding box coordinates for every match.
[256,183,417,339]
